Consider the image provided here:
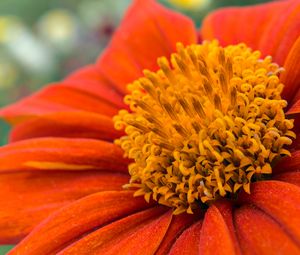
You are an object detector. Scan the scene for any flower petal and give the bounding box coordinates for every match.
[281,36,300,104]
[9,191,152,255]
[155,212,200,255]
[239,181,300,245]
[9,111,123,142]
[58,207,168,254]
[287,98,300,115]
[199,202,239,255]
[0,84,119,125]
[96,0,197,94]
[274,171,300,188]
[234,205,300,254]
[0,171,128,244]
[63,64,125,108]
[273,150,300,174]
[168,221,202,255]
[0,138,129,172]
[201,0,300,65]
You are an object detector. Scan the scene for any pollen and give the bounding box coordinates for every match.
[114,40,295,215]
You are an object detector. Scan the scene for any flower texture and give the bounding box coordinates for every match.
[0,0,300,254]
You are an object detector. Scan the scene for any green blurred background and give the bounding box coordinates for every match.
[0,0,271,253]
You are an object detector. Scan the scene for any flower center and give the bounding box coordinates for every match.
[114,41,295,215]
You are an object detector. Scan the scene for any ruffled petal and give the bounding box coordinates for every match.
[239,181,300,244]
[199,201,240,255]
[0,138,129,173]
[9,111,123,142]
[169,221,202,255]
[9,191,152,254]
[58,207,168,254]
[234,205,300,254]
[155,212,200,255]
[0,171,128,244]
[96,0,197,94]
[274,171,300,187]
[201,0,300,65]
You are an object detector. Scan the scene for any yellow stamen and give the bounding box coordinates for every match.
[114,40,295,214]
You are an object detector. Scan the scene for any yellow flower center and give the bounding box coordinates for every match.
[114,41,295,215]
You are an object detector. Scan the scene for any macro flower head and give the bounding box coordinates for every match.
[0,0,300,254]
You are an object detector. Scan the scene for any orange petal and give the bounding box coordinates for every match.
[273,150,300,174]
[201,0,300,65]
[239,181,300,244]
[0,84,119,125]
[169,221,202,255]
[274,171,300,188]
[281,36,300,104]
[155,212,201,255]
[287,98,300,115]
[63,64,125,107]
[199,202,239,255]
[9,111,123,142]
[0,171,128,244]
[0,138,129,172]
[9,191,152,255]
[234,205,300,255]
[59,207,168,254]
[96,0,197,94]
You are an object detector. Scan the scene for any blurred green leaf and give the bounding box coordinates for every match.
[0,246,14,254]
[0,120,9,146]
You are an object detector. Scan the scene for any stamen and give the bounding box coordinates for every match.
[114,40,295,214]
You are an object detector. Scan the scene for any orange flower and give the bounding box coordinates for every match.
[0,0,300,254]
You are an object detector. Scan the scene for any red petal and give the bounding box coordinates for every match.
[59,207,168,254]
[239,181,300,244]
[288,98,300,115]
[0,84,119,125]
[199,202,239,255]
[281,36,300,104]
[169,221,202,255]
[155,212,200,255]
[9,111,123,142]
[9,191,152,254]
[234,205,300,255]
[274,171,300,187]
[96,0,197,94]
[273,150,300,174]
[0,138,129,172]
[201,0,300,70]
[0,171,128,244]
[64,65,125,107]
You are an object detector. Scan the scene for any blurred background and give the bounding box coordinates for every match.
[0,0,271,253]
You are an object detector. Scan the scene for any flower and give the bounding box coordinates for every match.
[0,0,300,254]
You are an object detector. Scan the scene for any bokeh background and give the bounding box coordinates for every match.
[0,0,271,253]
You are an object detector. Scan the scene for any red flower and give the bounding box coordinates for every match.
[0,0,300,254]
